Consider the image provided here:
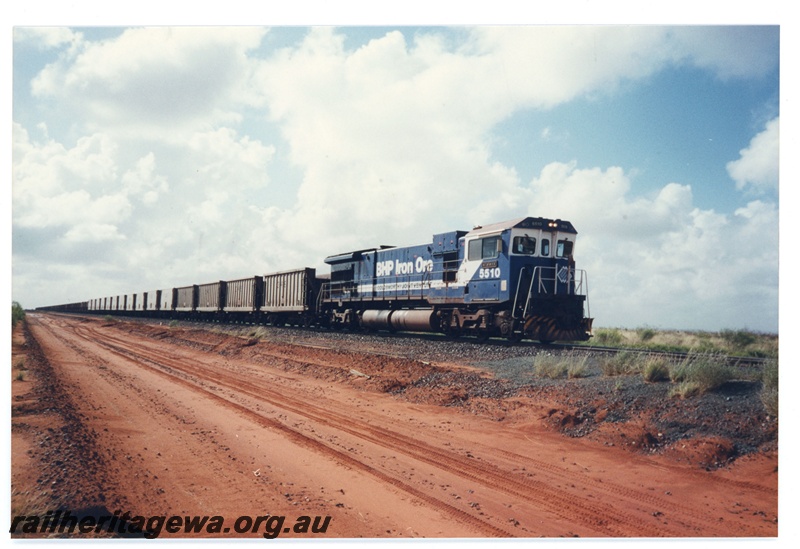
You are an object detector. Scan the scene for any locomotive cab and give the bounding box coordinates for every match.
[457,217,591,342]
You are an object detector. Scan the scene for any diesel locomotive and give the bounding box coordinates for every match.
[37,216,593,343]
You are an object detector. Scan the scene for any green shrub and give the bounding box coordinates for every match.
[594,328,624,346]
[690,357,735,391]
[669,381,701,399]
[760,359,778,417]
[567,354,591,379]
[642,357,670,382]
[534,353,592,379]
[690,339,722,355]
[636,327,656,342]
[720,329,757,350]
[533,355,569,379]
[12,302,25,329]
[670,354,735,394]
[601,351,641,376]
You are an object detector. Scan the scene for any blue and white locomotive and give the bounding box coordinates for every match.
[321,216,593,342]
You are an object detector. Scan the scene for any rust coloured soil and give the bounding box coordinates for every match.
[10,313,778,538]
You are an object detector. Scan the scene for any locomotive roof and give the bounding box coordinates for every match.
[326,217,577,264]
[325,245,397,265]
[467,217,577,237]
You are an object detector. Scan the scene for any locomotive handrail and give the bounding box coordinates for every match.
[512,266,532,320]
[583,271,591,320]
[528,266,588,295]
[522,266,589,318]
[321,273,435,303]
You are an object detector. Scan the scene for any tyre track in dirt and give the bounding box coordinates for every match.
[71,320,719,537]
[485,442,772,535]
[71,325,645,536]
[33,315,513,537]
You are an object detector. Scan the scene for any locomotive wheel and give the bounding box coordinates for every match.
[500,318,520,342]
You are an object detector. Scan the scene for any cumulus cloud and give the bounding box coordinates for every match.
[13,124,125,231]
[31,27,267,137]
[252,27,781,254]
[526,162,778,330]
[13,27,82,50]
[668,26,780,80]
[121,153,169,204]
[12,120,276,298]
[726,117,779,194]
[254,28,526,253]
[463,26,673,109]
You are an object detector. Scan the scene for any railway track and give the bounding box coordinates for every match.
[47,312,774,371]
[559,343,770,368]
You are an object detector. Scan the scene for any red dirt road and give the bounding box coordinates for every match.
[11,314,777,538]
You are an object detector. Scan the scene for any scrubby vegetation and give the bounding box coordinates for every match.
[669,380,701,399]
[669,354,736,393]
[636,326,657,342]
[760,359,778,417]
[641,357,670,382]
[542,324,778,415]
[598,350,742,393]
[583,326,777,359]
[533,352,591,379]
[720,329,758,350]
[12,302,25,329]
[600,351,640,376]
[593,328,625,346]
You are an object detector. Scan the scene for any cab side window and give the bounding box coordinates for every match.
[482,236,501,259]
[468,236,502,260]
[513,236,536,255]
[468,239,482,261]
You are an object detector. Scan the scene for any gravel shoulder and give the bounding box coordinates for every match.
[203,320,778,468]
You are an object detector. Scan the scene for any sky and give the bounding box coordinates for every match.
[7,4,788,333]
